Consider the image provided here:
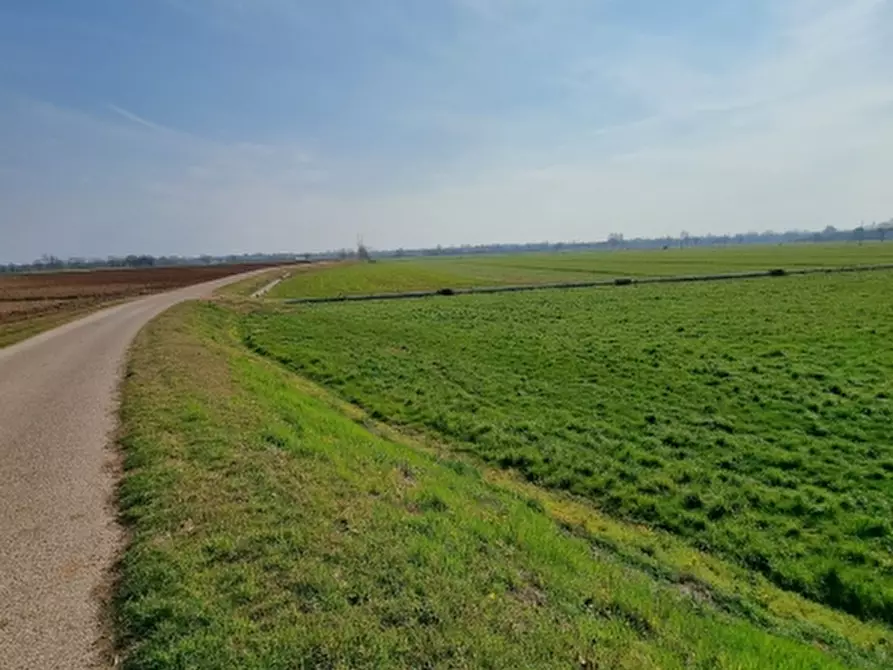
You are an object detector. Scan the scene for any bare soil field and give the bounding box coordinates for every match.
[0,264,283,347]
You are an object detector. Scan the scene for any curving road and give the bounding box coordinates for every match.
[0,272,263,669]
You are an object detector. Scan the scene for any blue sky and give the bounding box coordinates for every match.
[2,0,892,261]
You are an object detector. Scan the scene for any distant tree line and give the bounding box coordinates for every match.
[0,252,309,274]
[371,220,893,259]
[3,220,891,272]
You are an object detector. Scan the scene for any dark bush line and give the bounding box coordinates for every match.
[762,560,893,627]
[281,263,893,305]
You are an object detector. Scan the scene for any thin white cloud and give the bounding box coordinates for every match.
[402,0,893,234]
[107,104,173,133]
[1,94,328,261]
[2,0,892,261]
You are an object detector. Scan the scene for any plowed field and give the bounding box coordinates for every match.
[0,264,281,347]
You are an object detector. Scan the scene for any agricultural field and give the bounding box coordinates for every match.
[0,263,281,347]
[112,248,893,668]
[245,270,893,628]
[116,301,890,669]
[269,242,893,299]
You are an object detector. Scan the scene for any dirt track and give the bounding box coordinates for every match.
[0,272,260,669]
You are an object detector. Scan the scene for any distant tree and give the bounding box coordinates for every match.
[607,232,624,249]
[854,226,866,245]
[680,231,690,248]
[40,254,64,270]
[123,254,155,268]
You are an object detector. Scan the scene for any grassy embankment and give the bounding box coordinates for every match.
[247,270,893,628]
[268,243,893,299]
[116,299,891,669]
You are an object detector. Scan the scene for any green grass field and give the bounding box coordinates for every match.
[245,271,893,629]
[269,243,893,299]
[116,301,890,668]
[115,248,893,667]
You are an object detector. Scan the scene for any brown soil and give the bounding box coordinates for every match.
[0,263,285,338]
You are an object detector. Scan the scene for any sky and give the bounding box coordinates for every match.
[1,0,892,262]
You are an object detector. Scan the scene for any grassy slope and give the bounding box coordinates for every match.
[115,302,883,669]
[215,268,289,298]
[244,272,893,627]
[269,244,893,299]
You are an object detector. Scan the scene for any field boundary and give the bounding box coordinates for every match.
[279,262,893,305]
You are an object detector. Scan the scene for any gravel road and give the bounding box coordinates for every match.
[0,273,259,669]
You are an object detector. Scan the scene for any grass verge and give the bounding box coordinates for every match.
[115,301,888,668]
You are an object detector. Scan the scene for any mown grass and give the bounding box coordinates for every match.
[115,301,885,669]
[244,271,893,629]
[269,243,893,299]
